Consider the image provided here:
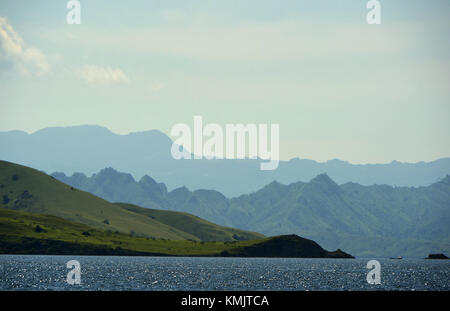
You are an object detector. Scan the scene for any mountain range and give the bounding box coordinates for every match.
[1,125,449,197]
[0,160,353,258]
[52,166,450,257]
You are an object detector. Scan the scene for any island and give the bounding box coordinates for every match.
[426,253,449,259]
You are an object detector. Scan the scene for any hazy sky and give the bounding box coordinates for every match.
[0,0,449,163]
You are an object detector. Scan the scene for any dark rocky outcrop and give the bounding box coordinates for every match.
[228,235,354,258]
[426,253,449,259]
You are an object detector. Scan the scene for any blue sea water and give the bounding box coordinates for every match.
[0,255,448,291]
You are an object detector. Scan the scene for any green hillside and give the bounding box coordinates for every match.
[0,160,261,242]
[0,208,222,255]
[0,208,352,258]
[117,203,262,241]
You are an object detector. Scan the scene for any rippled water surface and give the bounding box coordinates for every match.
[0,255,448,290]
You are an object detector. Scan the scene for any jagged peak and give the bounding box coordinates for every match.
[307,173,342,195]
[71,172,87,179]
[260,180,283,190]
[253,180,287,197]
[94,167,135,183]
[139,174,168,194]
[170,186,191,195]
[193,188,228,201]
[310,173,335,184]
[139,174,157,185]
[97,167,119,174]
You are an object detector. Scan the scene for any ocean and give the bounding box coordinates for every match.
[0,255,448,291]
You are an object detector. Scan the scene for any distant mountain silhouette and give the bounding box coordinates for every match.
[1,125,449,197]
[52,167,450,257]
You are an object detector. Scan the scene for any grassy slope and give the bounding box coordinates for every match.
[0,160,261,242]
[0,208,352,258]
[0,208,222,255]
[117,203,263,242]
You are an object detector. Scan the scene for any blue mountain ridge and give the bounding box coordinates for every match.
[1,125,449,197]
[52,167,450,257]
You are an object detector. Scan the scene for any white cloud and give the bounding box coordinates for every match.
[0,16,49,76]
[79,65,129,84]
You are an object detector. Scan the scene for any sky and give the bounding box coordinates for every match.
[0,0,449,164]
